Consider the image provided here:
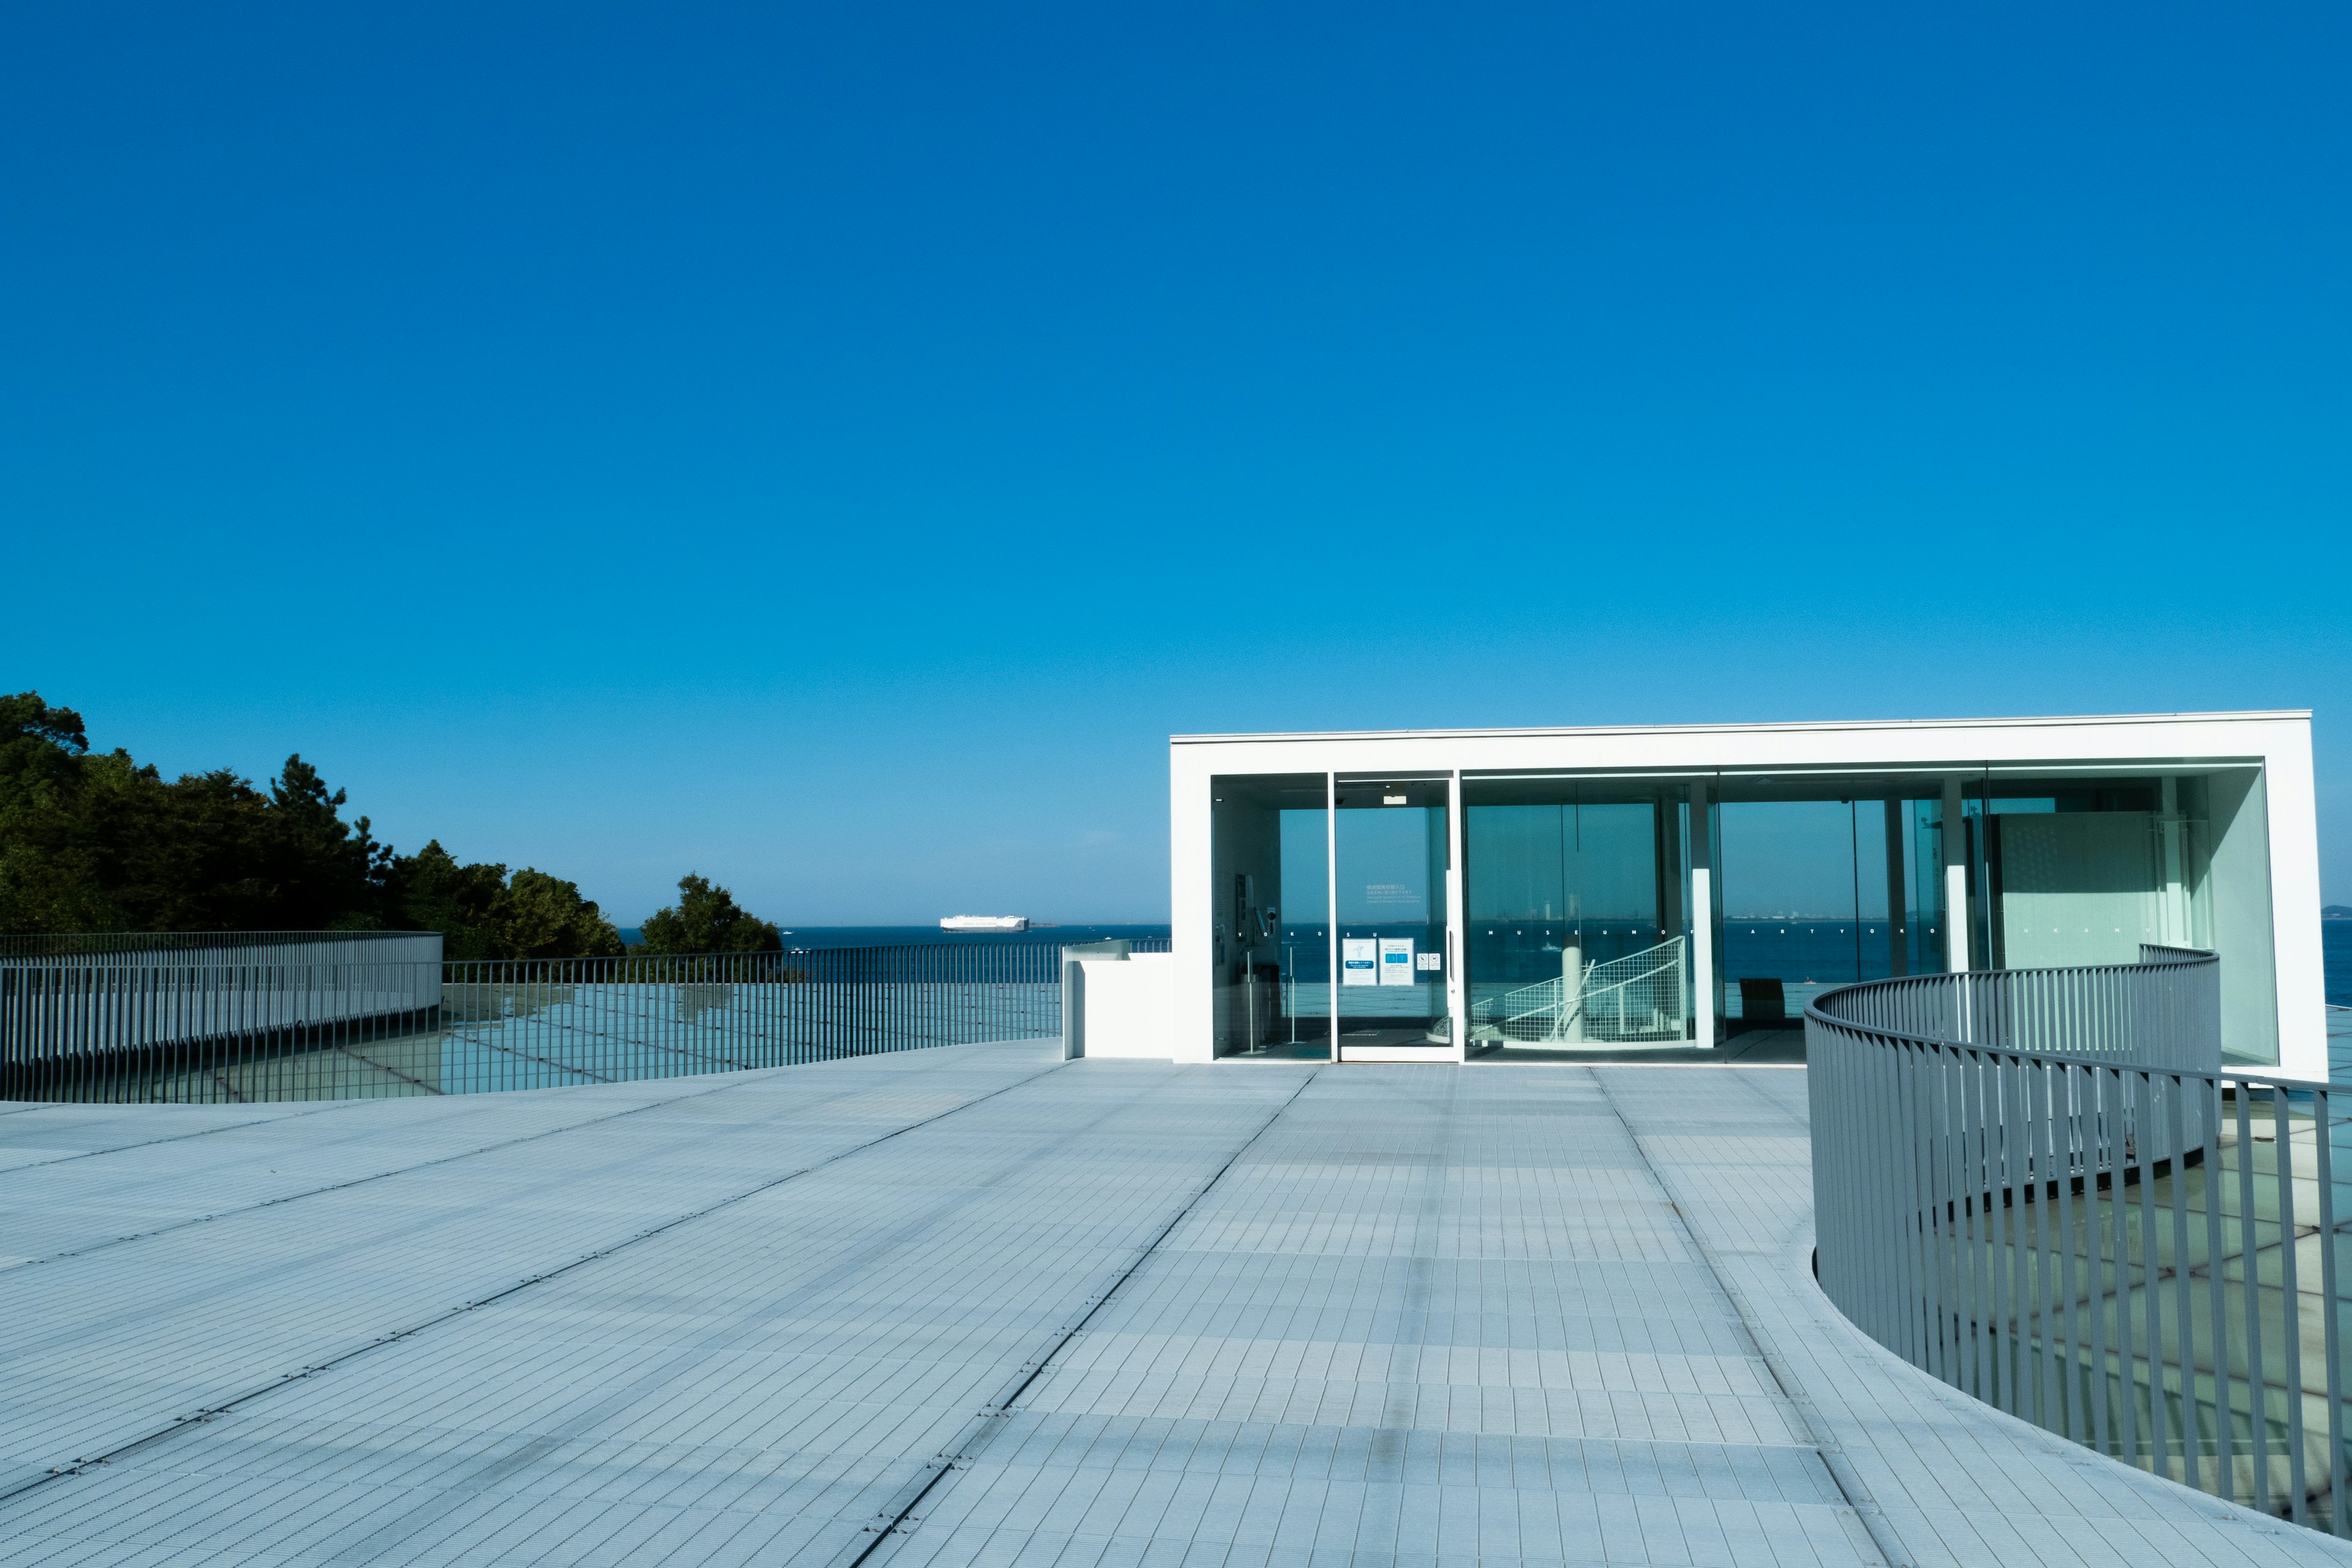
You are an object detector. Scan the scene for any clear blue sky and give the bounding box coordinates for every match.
[3,4,2345,924]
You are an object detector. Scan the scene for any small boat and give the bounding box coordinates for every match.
[940,915,1028,933]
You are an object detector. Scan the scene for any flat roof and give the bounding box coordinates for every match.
[5,1042,2332,1566]
[1172,709,2311,745]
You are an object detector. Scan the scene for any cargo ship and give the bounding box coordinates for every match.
[940,915,1029,932]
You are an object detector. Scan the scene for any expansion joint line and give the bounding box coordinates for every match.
[1,1054,873,1276]
[0,1098,362,1174]
[1585,1068,1910,1568]
[0,1058,1073,1513]
[839,1067,1325,1568]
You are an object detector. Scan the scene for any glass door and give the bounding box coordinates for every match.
[1460,779,1676,1052]
[1333,777,1451,1058]
[1210,774,1330,1060]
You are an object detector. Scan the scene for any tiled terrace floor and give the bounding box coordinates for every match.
[4,1042,2348,1567]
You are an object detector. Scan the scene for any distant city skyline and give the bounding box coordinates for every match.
[4,6,2344,922]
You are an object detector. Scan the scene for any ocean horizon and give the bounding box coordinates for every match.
[607,919,2350,1008]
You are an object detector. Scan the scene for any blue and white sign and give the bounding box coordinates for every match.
[1341,937,1378,987]
[1378,938,1415,986]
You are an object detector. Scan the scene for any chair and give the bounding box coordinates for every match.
[1737,978,1787,1028]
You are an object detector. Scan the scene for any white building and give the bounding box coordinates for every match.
[1124,711,2325,1075]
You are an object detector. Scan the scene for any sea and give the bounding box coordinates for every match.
[620,920,2352,1007]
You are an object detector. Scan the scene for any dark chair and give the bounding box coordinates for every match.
[1737,978,1787,1030]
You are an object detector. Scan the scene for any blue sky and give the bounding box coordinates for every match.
[3,3,2345,924]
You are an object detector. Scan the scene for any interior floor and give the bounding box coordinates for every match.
[1219,1027,1810,1065]
[1471,1027,1807,1066]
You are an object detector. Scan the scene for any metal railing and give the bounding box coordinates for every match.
[1471,937,1687,1044]
[1808,944,2352,1532]
[2,937,1168,1104]
[0,930,443,966]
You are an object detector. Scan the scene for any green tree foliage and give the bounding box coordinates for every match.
[0,695,388,930]
[0,692,626,958]
[638,873,782,955]
[382,840,510,959]
[496,868,625,960]
[0,693,120,930]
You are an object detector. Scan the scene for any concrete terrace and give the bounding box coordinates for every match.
[3,1044,2346,1568]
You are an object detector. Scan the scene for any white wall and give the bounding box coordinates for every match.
[2210,769,2283,1065]
[1074,952,1176,1060]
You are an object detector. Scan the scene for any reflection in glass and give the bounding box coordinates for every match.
[1209,774,1331,1058]
[1335,780,1450,1051]
[1462,783,1685,1049]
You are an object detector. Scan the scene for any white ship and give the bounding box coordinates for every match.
[940,915,1028,932]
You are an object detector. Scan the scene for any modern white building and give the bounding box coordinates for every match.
[1146,710,2323,1076]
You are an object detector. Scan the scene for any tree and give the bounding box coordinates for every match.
[0,693,121,931]
[0,690,683,960]
[638,873,781,954]
[495,869,624,960]
[263,756,391,929]
[385,840,510,959]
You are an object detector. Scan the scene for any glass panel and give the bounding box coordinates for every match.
[1461,780,1681,1052]
[1915,797,1951,976]
[1716,799,1862,1027]
[1709,783,1950,1022]
[1335,778,1450,1052]
[1210,774,1329,1060]
[1987,781,2166,969]
[1971,766,2275,1064]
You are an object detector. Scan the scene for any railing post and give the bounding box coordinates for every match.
[2278,1085,2309,1526]
[2318,1085,2346,1534]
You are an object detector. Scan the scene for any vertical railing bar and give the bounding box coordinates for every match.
[2206,1072,2234,1505]
[2169,1069,2195,1490]
[2279,1085,2310,1526]
[2240,1080,2273,1517]
[2089,1065,2113,1460]
[2315,1084,2346,1536]
[1986,1048,2010,1411]
[2115,1068,2138,1469]
[2060,1058,2086,1447]
[2142,1068,2169,1481]
[1929,1043,1954,1385]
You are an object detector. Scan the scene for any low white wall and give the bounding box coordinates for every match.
[1075,952,1175,1059]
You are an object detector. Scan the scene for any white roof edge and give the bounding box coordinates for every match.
[1169,710,2312,745]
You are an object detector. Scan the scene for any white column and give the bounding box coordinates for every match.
[1327,772,1339,1061]
[1562,941,1585,1043]
[1689,781,1715,1049]
[1942,776,1970,972]
[1446,770,1468,1063]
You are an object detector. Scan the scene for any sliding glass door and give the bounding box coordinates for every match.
[1333,776,1452,1056]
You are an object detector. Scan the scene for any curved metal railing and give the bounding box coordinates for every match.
[2,939,1161,1103]
[1809,946,2352,1534]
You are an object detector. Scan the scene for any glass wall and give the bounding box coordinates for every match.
[1212,761,2281,1066]
[1208,774,1329,1058]
[1714,793,1943,1027]
[1461,779,1684,1049]
[1335,776,1450,1052]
